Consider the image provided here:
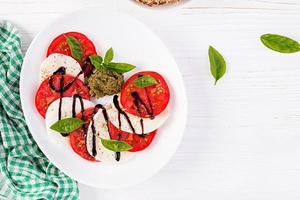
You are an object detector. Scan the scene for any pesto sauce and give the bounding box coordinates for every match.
[87,68,124,98]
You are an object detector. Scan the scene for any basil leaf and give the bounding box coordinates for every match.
[104,47,114,64]
[66,36,83,61]
[89,54,103,70]
[260,34,300,53]
[133,75,158,87]
[50,118,84,134]
[105,62,136,73]
[208,46,226,85]
[100,138,132,152]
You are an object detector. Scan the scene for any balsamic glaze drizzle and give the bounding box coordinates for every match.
[72,94,87,137]
[132,92,145,136]
[131,91,154,120]
[58,75,64,121]
[49,70,83,93]
[53,66,66,75]
[90,104,102,157]
[72,94,85,118]
[115,131,122,161]
[136,74,154,120]
[49,57,90,93]
[49,67,65,92]
[48,67,66,123]
[115,152,121,161]
[113,90,153,137]
[113,95,136,134]
[49,67,85,136]
[90,104,120,161]
[144,87,154,118]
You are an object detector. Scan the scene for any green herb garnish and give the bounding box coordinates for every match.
[89,48,136,74]
[261,34,300,53]
[100,138,133,152]
[50,118,84,134]
[89,54,103,70]
[106,62,136,73]
[208,46,226,85]
[133,75,158,87]
[104,47,114,64]
[66,36,83,61]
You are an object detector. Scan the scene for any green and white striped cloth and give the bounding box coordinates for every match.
[0,21,79,200]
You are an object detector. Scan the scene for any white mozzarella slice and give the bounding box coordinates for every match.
[39,53,84,82]
[86,108,134,162]
[106,98,169,135]
[45,97,94,145]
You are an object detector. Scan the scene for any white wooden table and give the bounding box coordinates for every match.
[2,0,300,199]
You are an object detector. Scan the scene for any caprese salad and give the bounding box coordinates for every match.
[35,32,170,163]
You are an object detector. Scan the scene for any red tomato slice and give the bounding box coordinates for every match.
[120,71,170,118]
[108,122,157,152]
[69,108,96,161]
[46,32,97,76]
[35,74,90,118]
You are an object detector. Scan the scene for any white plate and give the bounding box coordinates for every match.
[20,7,187,189]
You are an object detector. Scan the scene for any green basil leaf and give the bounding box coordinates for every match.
[261,34,300,53]
[100,138,132,152]
[66,36,83,61]
[133,75,158,88]
[208,46,226,85]
[104,47,114,64]
[50,118,84,134]
[105,62,136,73]
[89,54,103,70]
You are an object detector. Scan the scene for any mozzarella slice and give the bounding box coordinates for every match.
[45,97,94,145]
[40,53,84,82]
[106,97,169,135]
[86,108,134,162]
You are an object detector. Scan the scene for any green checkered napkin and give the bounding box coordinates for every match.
[0,21,79,199]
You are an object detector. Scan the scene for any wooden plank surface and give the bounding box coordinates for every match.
[2,0,300,199]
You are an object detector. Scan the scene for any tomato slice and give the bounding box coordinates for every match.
[46,32,97,76]
[120,71,170,118]
[35,74,90,118]
[108,122,157,152]
[69,108,96,161]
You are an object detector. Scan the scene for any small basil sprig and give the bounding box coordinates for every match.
[50,118,84,134]
[100,138,132,152]
[260,34,300,53]
[89,55,103,70]
[104,47,114,64]
[89,48,136,73]
[133,75,158,87]
[66,36,83,61]
[106,62,135,73]
[208,46,226,85]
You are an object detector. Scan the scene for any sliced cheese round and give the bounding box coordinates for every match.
[45,97,94,145]
[40,53,84,82]
[106,97,169,135]
[86,108,134,162]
